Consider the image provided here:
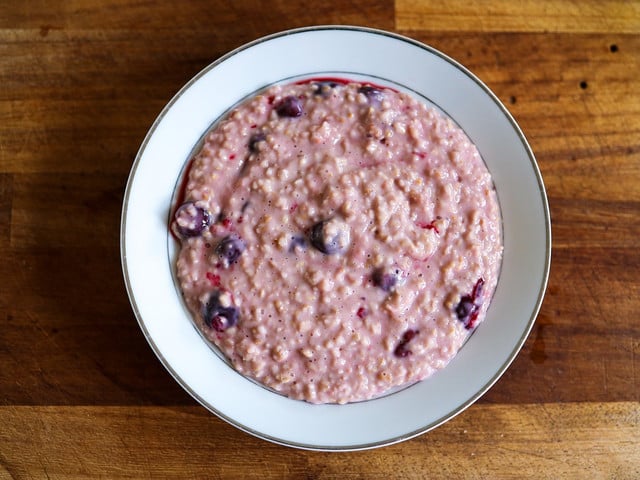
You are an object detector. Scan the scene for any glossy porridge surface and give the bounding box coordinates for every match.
[172,80,503,404]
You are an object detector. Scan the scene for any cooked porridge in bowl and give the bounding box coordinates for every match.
[171,79,503,404]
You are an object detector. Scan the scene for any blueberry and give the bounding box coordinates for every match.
[394,329,419,358]
[358,85,384,103]
[174,202,211,238]
[402,329,419,343]
[215,235,246,267]
[202,290,239,332]
[395,344,411,358]
[312,81,338,97]
[455,278,485,329]
[248,132,266,153]
[309,218,350,255]
[455,296,477,324]
[372,268,398,292]
[275,96,304,118]
[289,235,307,252]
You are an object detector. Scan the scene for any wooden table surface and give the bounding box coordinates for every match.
[1,1,638,478]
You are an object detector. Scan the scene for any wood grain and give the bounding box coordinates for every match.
[397,0,640,33]
[0,0,395,31]
[1,0,639,477]
[2,30,637,405]
[0,403,637,479]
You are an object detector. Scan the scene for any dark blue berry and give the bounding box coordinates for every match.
[372,268,398,292]
[358,85,384,103]
[174,202,211,238]
[248,132,266,152]
[289,235,307,252]
[202,290,239,332]
[215,235,246,267]
[394,329,419,358]
[455,296,477,325]
[309,218,350,255]
[455,278,485,329]
[312,81,338,97]
[275,96,304,117]
[395,344,411,358]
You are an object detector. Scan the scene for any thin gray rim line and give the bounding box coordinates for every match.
[120,25,552,452]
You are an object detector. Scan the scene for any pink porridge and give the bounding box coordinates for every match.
[171,80,503,404]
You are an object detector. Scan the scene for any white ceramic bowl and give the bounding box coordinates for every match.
[121,26,551,451]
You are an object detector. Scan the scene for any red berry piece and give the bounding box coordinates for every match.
[417,220,440,234]
[472,278,485,301]
[206,272,221,287]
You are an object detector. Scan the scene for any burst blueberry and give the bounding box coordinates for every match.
[372,268,398,292]
[202,290,239,332]
[394,329,419,358]
[455,296,478,326]
[309,217,351,255]
[248,132,266,152]
[289,235,307,252]
[312,81,338,97]
[173,202,211,238]
[358,85,384,103]
[455,278,485,329]
[215,235,246,267]
[275,96,304,117]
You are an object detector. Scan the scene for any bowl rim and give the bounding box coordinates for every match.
[120,24,551,451]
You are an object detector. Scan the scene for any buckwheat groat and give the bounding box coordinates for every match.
[171,80,503,404]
